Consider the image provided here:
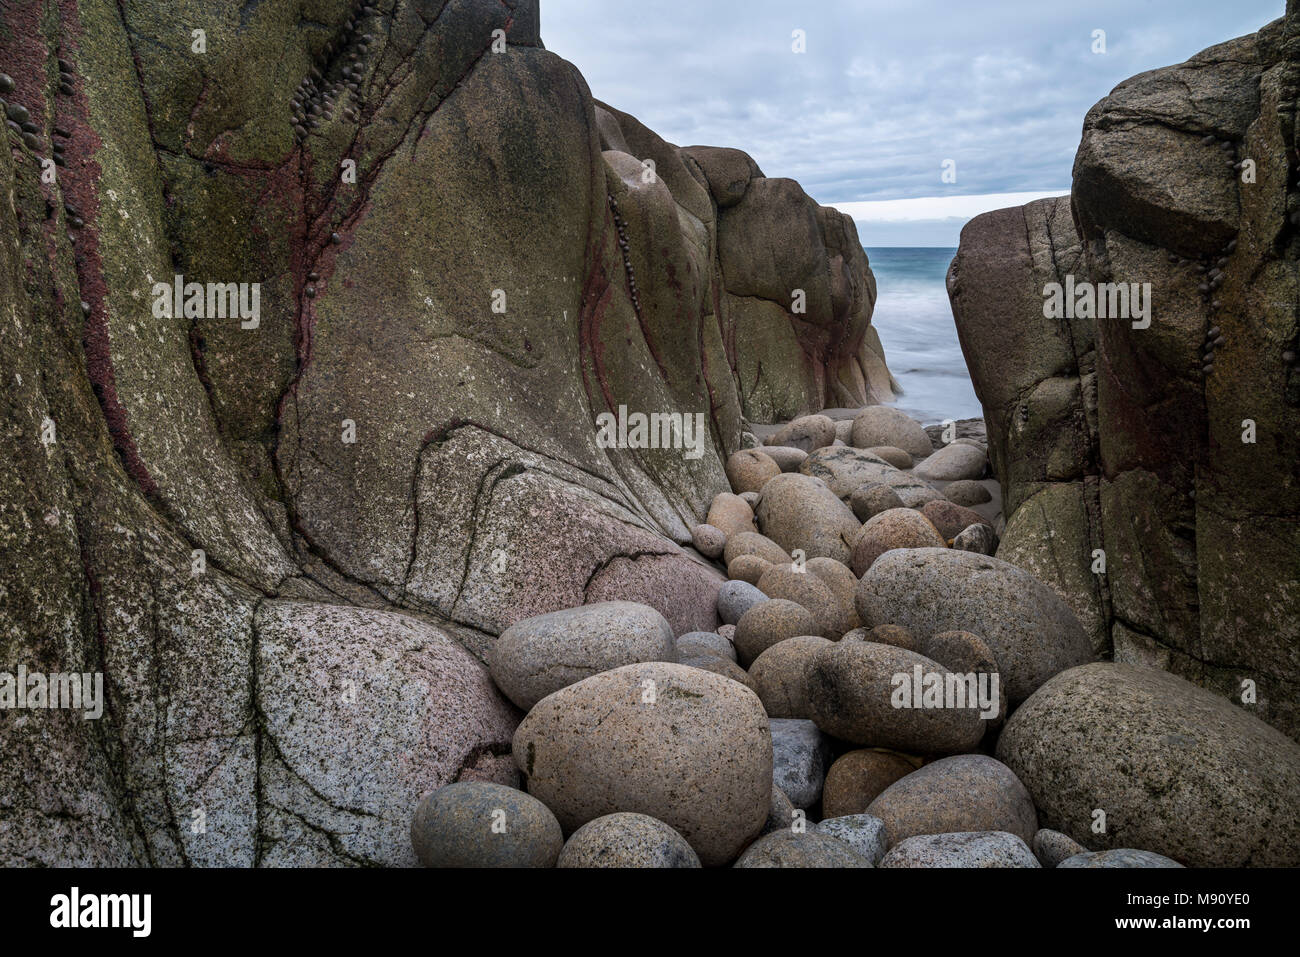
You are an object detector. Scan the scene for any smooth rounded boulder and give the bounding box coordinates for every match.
[706,492,757,538]
[489,601,676,711]
[762,446,808,472]
[944,479,992,506]
[919,500,991,541]
[880,831,1039,868]
[850,407,933,458]
[727,554,772,585]
[756,564,847,637]
[866,755,1038,847]
[754,473,861,565]
[803,641,987,753]
[866,446,913,470]
[690,524,726,559]
[676,631,736,663]
[717,579,767,625]
[1058,849,1184,869]
[513,663,772,867]
[556,813,702,868]
[734,830,871,868]
[850,508,947,576]
[822,749,921,818]
[766,415,837,453]
[855,549,1092,704]
[747,636,833,718]
[952,523,997,555]
[996,663,1300,867]
[734,599,819,666]
[723,531,791,568]
[1032,829,1087,868]
[913,442,988,481]
[411,782,563,868]
[798,446,893,499]
[725,449,781,495]
[804,557,859,628]
[850,482,905,521]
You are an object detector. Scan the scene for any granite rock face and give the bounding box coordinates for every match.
[949,7,1300,738]
[0,0,892,865]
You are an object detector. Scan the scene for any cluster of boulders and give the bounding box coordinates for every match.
[409,406,1300,867]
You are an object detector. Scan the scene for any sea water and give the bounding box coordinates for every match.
[865,247,983,425]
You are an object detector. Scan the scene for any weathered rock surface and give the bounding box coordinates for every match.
[512,663,771,867]
[997,663,1300,867]
[949,9,1300,738]
[0,0,903,866]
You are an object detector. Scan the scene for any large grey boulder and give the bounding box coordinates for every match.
[855,549,1093,704]
[512,663,772,867]
[880,831,1040,868]
[488,602,676,711]
[997,663,1300,867]
[866,755,1038,848]
[770,719,835,810]
[754,473,862,566]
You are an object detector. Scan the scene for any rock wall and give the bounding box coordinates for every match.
[0,0,893,865]
[949,5,1300,739]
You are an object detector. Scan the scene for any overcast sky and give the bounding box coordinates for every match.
[544,0,1285,245]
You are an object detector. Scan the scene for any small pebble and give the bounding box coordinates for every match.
[0,74,14,94]
[7,103,29,124]
[80,301,91,316]
[330,232,342,244]
[22,132,39,150]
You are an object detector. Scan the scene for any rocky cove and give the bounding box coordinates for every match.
[0,0,1296,872]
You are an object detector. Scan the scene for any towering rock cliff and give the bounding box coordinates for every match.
[950,4,1300,739]
[0,0,892,865]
